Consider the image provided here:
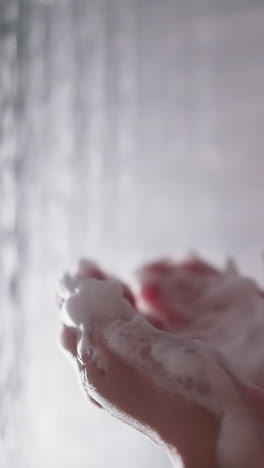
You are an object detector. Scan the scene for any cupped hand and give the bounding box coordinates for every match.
[57,257,264,468]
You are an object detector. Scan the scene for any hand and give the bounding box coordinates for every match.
[57,257,264,468]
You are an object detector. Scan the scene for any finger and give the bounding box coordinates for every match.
[135,257,220,330]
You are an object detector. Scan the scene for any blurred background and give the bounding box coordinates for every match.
[1,0,264,467]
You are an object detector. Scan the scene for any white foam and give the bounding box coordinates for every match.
[62,278,134,328]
